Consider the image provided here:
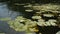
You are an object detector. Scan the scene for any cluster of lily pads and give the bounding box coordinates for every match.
[8,3,60,34]
[32,4,60,26]
[8,16,39,34]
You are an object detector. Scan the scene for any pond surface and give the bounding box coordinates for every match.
[0,2,25,34]
[0,1,60,34]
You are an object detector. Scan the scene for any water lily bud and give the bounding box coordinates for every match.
[48,19,57,22]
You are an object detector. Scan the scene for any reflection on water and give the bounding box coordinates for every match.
[0,2,25,34]
[0,2,22,19]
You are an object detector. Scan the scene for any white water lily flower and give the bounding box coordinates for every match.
[26,21,37,27]
[45,21,51,26]
[37,21,46,26]
[32,6,41,10]
[24,4,32,7]
[32,16,41,19]
[19,20,25,22]
[37,19,47,26]
[15,16,26,22]
[36,12,41,14]
[39,33,42,34]
[50,22,57,26]
[51,11,59,13]
[48,19,57,22]
[59,15,60,16]
[56,31,60,34]
[29,28,35,32]
[25,19,37,27]
[25,10,33,12]
[47,19,57,26]
[43,14,54,17]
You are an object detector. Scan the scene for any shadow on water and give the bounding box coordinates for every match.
[37,26,60,34]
